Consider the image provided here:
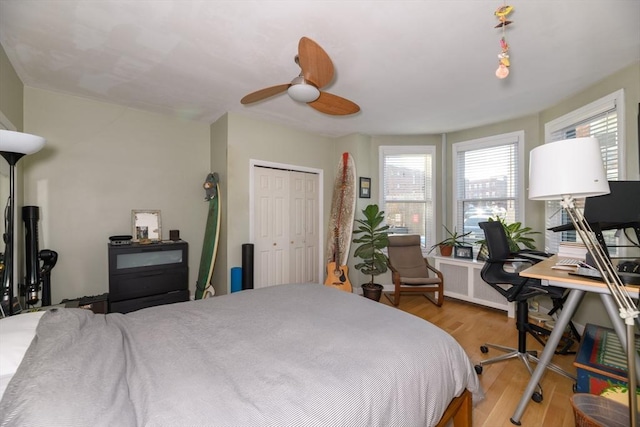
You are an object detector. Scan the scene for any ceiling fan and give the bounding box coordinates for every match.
[241,37,360,116]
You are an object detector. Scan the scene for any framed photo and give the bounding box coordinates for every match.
[132,210,162,242]
[359,177,371,198]
[454,245,474,260]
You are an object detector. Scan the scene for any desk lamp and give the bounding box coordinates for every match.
[0,129,45,317]
[529,136,638,425]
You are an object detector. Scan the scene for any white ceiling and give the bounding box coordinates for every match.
[1,1,639,137]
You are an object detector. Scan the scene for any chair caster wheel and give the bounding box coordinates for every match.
[474,365,483,374]
[480,346,488,353]
[531,392,543,403]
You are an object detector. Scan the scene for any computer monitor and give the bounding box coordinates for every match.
[583,181,640,226]
[583,180,640,257]
[549,181,640,257]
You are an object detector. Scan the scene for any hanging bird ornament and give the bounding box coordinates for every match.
[495,4,513,79]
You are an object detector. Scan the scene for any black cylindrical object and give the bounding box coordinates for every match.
[39,249,58,307]
[241,244,254,290]
[22,206,40,305]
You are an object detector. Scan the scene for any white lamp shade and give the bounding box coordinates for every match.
[529,137,610,200]
[0,129,46,155]
[287,77,320,103]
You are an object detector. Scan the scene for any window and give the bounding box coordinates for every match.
[379,146,435,250]
[452,131,525,244]
[544,90,625,254]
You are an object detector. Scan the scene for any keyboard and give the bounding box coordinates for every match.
[555,258,583,266]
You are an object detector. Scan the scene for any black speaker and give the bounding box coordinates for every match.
[22,206,40,305]
[241,244,254,290]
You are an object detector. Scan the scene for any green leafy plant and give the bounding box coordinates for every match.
[352,204,390,285]
[428,225,472,254]
[480,216,540,252]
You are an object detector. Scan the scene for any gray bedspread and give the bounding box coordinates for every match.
[0,283,483,426]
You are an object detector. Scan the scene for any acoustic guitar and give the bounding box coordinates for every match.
[324,153,352,292]
[324,227,352,292]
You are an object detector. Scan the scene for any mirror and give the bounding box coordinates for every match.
[132,210,162,242]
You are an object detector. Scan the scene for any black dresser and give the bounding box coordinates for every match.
[108,241,189,313]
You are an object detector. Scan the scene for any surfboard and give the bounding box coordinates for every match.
[324,153,356,292]
[195,173,221,300]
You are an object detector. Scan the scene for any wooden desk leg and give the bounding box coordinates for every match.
[600,293,640,383]
[510,289,585,425]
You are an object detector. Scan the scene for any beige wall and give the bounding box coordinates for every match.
[22,87,210,303]
[221,113,336,293]
[0,44,23,131]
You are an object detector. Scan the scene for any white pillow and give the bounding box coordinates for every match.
[0,311,45,398]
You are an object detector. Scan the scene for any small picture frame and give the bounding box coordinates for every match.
[132,210,162,242]
[359,177,371,198]
[454,246,474,260]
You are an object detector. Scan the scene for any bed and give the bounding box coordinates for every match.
[0,283,483,426]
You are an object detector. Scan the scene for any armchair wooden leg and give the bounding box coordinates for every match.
[424,292,443,307]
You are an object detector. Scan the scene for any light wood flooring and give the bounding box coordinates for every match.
[379,294,578,427]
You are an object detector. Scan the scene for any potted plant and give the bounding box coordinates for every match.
[428,225,472,257]
[484,216,540,252]
[474,216,541,261]
[352,204,390,301]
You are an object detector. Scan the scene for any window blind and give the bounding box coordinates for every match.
[453,132,523,243]
[379,146,435,249]
[545,105,620,253]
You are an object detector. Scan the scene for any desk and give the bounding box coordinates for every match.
[510,256,640,425]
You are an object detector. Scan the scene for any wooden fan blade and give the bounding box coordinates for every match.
[241,84,290,104]
[298,37,334,89]
[308,92,360,116]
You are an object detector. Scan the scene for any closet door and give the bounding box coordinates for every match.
[289,171,319,284]
[254,167,290,288]
[253,166,320,288]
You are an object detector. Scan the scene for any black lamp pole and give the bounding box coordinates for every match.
[1,151,25,316]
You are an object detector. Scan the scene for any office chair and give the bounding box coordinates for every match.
[385,235,444,307]
[474,221,575,403]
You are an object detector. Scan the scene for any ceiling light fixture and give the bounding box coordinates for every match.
[287,76,320,103]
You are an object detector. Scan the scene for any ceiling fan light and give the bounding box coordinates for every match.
[287,77,320,103]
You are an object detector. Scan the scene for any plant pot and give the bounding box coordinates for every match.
[361,283,384,301]
[439,244,453,257]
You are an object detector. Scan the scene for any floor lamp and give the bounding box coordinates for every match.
[0,129,45,317]
[529,136,639,425]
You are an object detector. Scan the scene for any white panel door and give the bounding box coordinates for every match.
[253,167,320,287]
[254,167,290,288]
[289,171,319,283]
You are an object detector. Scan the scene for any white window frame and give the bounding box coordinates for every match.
[452,131,526,242]
[543,89,625,254]
[379,145,436,254]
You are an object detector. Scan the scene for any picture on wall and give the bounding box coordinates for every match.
[359,177,371,198]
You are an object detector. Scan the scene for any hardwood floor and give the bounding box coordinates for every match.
[379,294,578,427]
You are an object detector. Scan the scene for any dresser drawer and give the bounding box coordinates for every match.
[110,289,190,314]
[109,267,188,302]
[109,242,188,276]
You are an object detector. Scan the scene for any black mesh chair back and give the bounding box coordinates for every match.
[479,221,540,302]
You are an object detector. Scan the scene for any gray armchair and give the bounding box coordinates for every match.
[385,234,444,307]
